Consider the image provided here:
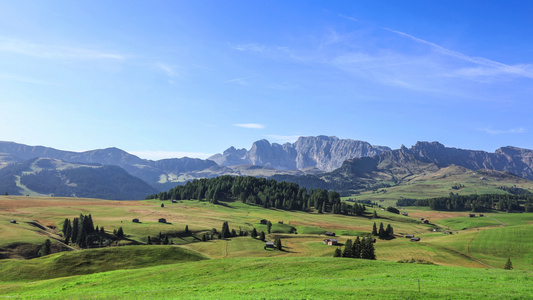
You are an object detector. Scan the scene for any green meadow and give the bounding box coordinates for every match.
[0,195,532,299]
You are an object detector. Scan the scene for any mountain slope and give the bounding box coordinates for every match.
[209,136,391,171]
[0,158,156,200]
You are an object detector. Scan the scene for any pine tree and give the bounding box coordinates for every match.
[504,258,513,270]
[373,210,378,218]
[343,239,353,258]
[38,239,52,257]
[221,221,231,238]
[147,236,151,244]
[372,222,378,236]
[185,225,189,235]
[71,217,79,244]
[251,228,258,238]
[260,231,265,241]
[333,248,342,257]
[116,227,124,239]
[378,222,385,239]
[267,221,272,234]
[352,236,361,258]
[275,237,282,250]
[100,226,105,235]
[62,218,70,237]
[386,224,394,238]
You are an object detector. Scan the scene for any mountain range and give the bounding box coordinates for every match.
[1,137,533,199]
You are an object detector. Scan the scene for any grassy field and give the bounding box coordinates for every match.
[348,165,533,207]
[1,195,532,298]
[0,257,531,299]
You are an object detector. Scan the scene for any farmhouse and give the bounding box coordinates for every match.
[278,221,283,224]
[260,219,268,225]
[405,234,414,238]
[323,239,338,246]
[401,212,408,216]
[410,237,421,242]
[265,241,275,248]
[172,200,177,203]
[423,220,429,224]
[158,218,166,223]
[469,214,475,218]
[479,214,484,217]
[132,218,140,223]
[324,231,336,237]
[9,220,16,224]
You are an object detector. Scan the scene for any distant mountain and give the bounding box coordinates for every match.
[271,142,533,193]
[0,142,217,190]
[209,136,391,171]
[0,158,157,200]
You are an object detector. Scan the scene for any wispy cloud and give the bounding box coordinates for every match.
[229,43,266,53]
[0,37,126,60]
[224,76,255,85]
[478,127,526,135]
[383,28,533,80]
[233,123,265,129]
[156,63,177,77]
[265,134,301,143]
[130,150,214,160]
[339,14,360,23]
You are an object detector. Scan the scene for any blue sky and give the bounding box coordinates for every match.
[1,1,532,160]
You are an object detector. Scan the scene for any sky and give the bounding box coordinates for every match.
[1,1,532,160]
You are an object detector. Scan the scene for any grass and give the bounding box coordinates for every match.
[0,256,531,299]
[0,245,207,282]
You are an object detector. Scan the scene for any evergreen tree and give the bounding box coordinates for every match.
[71,217,79,244]
[504,258,513,270]
[185,225,189,235]
[378,222,385,239]
[147,236,151,244]
[260,231,265,241]
[267,221,272,234]
[221,221,231,238]
[372,222,378,236]
[251,228,258,238]
[343,239,353,258]
[163,235,169,245]
[352,236,361,258]
[373,210,378,218]
[231,229,237,237]
[333,248,342,257]
[275,237,282,250]
[100,226,105,235]
[38,239,52,257]
[386,224,394,238]
[62,218,70,237]
[116,227,124,239]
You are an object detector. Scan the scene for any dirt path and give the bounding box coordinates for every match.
[466,230,495,268]
[485,215,506,226]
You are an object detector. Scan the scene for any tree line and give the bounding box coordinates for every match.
[396,193,533,212]
[62,214,124,248]
[146,176,369,216]
[333,237,376,260]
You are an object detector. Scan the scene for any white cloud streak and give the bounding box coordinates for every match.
[478,127,526,135]
[383,28,533,79]
[233,123,265,129]
[0,37,126,60]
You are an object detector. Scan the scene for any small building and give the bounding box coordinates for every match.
[410,237,421,242]
[324,231,336,237]
[401,212,409,216]
[132,218,140,223]
[172,200,178,203]
[479,214,484,217]
[278,221,283,224]
[260,219,268,225]
[324,239,338,246]
[158,218,166,223]
[433,228,439,232]
[420,218,424,221]
[469,214,475,218]
[423,220,429,224]
[9,220,16,224]
[405,234,414,238]
[265,241,275,248]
